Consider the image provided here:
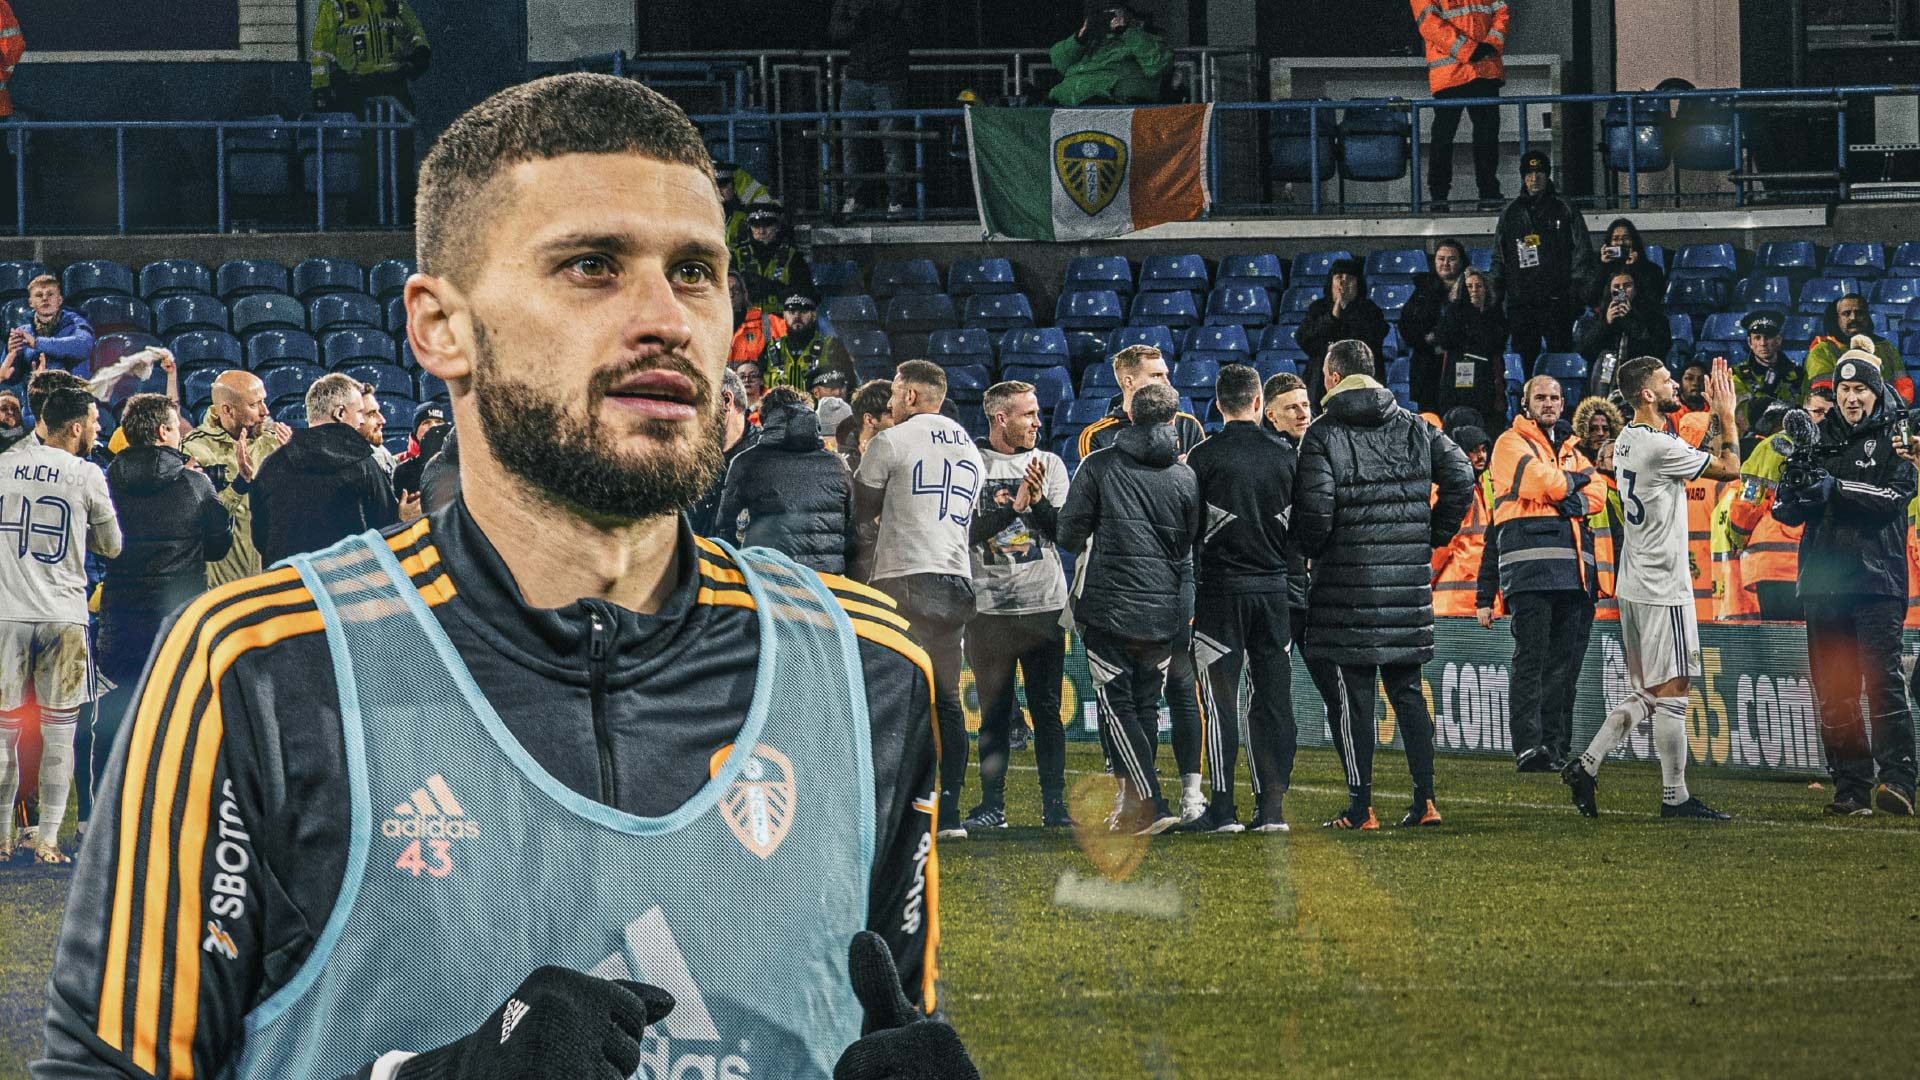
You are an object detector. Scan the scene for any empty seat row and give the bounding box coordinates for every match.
[0,257,416,305]
[14,290,409,340]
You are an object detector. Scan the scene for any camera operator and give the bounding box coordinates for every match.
[1576,268,1671,395]
[1771,354,1917,816]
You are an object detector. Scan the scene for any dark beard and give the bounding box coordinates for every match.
[1657,397,1684,414]
[470,320,726,524]
[1682,393,1707,410]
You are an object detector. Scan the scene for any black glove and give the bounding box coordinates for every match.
[1789,468,1835,507]
[406,45,432,78]
[396,966,674,1080]
[1469,43,1497,62]
[1555,491,1590,519]
[834,932,979,1080]
[312,86,336,112]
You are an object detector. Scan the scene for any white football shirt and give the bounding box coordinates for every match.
[0,439,117,625]
[856,412,984,582]
[1611,422,1710,606]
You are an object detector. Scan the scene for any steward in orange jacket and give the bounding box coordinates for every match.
[1433,425,1496,616]
[1413,0,1508,94]
[1567,395,1624,620]
[0,3,20,118]
[1475,377,1601,768]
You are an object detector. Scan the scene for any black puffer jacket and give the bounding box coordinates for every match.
[1294,378,1475,665]
[99,446,233,675]
[249,421,398,566]
[712,399,856,574]
[1057,422,1201,641]
[1773,403,1916,600]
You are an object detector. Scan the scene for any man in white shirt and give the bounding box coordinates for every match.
[856,360,984,837]
[1562,356,1741,820]
[0,386,122,863]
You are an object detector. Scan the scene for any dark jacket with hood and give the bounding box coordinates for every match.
[829,0,912,82]
[249,420,399,566]
[1585,219,1667,308]
[1575,293,1673,380]
[99,445,233,676]
[1398,269,1457,410]
[1295,259,1390,391]
[711,397,857,574]
[1491,181,1595,308]
[1057,421,1202,641]
[1772,386,1916,601]
[1432,296,1511,430]
[1294,376,1475,665]
[391,422,448,500]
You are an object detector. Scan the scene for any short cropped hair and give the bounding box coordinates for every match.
[983,380,1034,418]
[27,274,58,294]
[894,360,947,402]
[759,385,807,413]
[1325,339,1375,380]
[719,366,747,414]
[27,369,88,416]
[852,379,892,420]
[1263,372,1306,402]
[40,387,94,433]
[120,393,179,447]
[1131,382,1179,427]
[306,371,366,423]
[1111,344,1162,377]
[1214,363,1261,415]
[416,73,713,287]
[1616,356,1667,404]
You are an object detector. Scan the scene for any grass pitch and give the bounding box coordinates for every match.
[5,746,1918,1079]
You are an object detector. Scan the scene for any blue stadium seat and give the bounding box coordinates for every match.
[1081,363,1120,397]
[943,364,990,401]
[80,295,150,334]
[1380,325,1406,361]
[841,329,892,365]
[1169,359,1223,409]
[274,401,309,428]
[61,260,136,302]
[1667,312,1695,346]
[323,328,397,368]
[1269,108,1335,184]
[1906,297,1920,328]
[367,258,415,301]
[169,330,244,369]
[1006,366,1073,412]
[822,295,881,335]
[292,257,366,300]
[962,292,1034,332]
[1699,312,1745,345]
[1666,275,1729,319]
[385,296,408,334]
[1280,284,1325,313]
[947,257,1016,296]
[247,330,321,370]
[1756,241,1818,284]
[0,260,48,301]
[1056,289,1127,332]
[309,293,382,334]
[1365,249,1429,286]
[1369,281,1416,314]
[216,259,291,301]
[1674,243,1739,281]
[1216,253,1286,293]
[1892,241,1920,279]
[1383,357,1411,385]
[1053,397,1113,443]
[1139,254,1208,294]
[153,293,229,337]
[1825,242,1886,281]
[383,430,414,457]
[1203,284,1275,328]
[1062,255,1134,299]
[225,116,294,199]
[182,365,230,411]
[869,258,941,300]
[298,112,364,197]
[1252,354,1299,380]
[1181,325,1250,363]
[1338,106,1410,182]
[884,294,958,356]
[811,259,864,297]
[1602,96,1669,175]
[1538,352,1588,401]
[339,363,414,397]
[417,371,449,401]
[1782,314,1821,347]
[1870,277,1920,321]
[999,327,1070,370]
[0,298,28,329]
[1066,331,1109,373]
[1796,277,1863,315]
[1291,250,1351,284]
[1467,247,1493,272]
[139,259,213,301]
[260,360,325,404]
[1127,290,1200,330]
[1108,324,1178,363]
[1732,275,1791,310]
[373,392,417,432]
[1257,324,1308,359]
[1672,95,1736,171]
[927,328,994,370]
[231,293,307,336]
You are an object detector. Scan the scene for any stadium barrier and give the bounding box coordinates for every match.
[960,617,1873,776]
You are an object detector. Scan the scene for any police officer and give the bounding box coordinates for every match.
[732,204,814,314]
[1491,149,1595,379]
[1727,309,1806,442]
[765,294,853,394]
[310,0,430,113]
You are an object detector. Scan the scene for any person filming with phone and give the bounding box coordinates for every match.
[1577,268,1671,395]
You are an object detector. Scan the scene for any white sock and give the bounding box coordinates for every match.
[1181,772,1203,800]
[1580,691,1652,777]
[35,709,79,844]
[1653,697,1691,805]
[0,714,19,842]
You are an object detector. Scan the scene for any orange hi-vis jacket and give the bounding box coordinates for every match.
[1726,434,1800,617]
[1487,417,1603,600]
[1433,469,1497,615]
[729,307,787,363]
[1563,439,1621,619]
[1678,427,1722,622]
[0,3,22,118]
[1710,483,1757,620]
[1413,0,1509,94]
[1907,489,1920,628]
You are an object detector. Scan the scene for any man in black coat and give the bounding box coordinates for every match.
[1295,257,1389,393]
[1772,353,1918,816]
[711,387,856,574]
[1295,340,1475,829]
[1058,382,1201,836]
[250,372,403,566]
[96,393,233,779]
[1185,364,1298,833]
[686,366,759,536]
[1491,149,1595,378]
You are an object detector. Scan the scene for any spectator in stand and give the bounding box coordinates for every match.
[1413,0,1508,211]
[1048,3,1173,107]
[1807,294,1912,403]
[1,275,95,388]
[392,416,449,502]
[961,380,1074,831]
[1432,266,1510,434]
[1588,217,1666,308]
[356,381,396,475]
[855,360,983,835]
[1296,340,1474,829]
[1676,356,1711,415]
[0,388,22,451]
[309,0,430,113]
[1058,382,1199,835]
[730,360,767,416]
[1728,386,1833,622]
[0,1,22,122]
[765,294,853,393]
[1726,310,1805,441]
[392,400,448,470]
[1399,238,1469,411]
[1431,425,1493,618]
[843,377,893,472]
[729,269,787,364]
[1492,150,1594,378]
[250,372,406,566]
[830,0,913,215]
[1577,267,1671,395]
[711,386,854,573]
[687,366,758,537]
[94,393,232,781]
[180,370,292,587]
[1296,258,1389,392]
[733,205,814,315]
[1567,395,1625,622]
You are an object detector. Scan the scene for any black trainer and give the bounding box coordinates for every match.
[1515,746,1555,773]
[1660,796,1731,821]
[1875,784,1915,817]
[1250,794,1289,833]
[1041,795,1075,828]
[960,804,1007,831]
[1824,794,1874,817]
[1136,799,1181,836]
[1561,760,1599,818]
[1178,802,1244,834]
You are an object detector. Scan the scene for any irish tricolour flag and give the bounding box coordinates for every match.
[966,104,1213,241]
